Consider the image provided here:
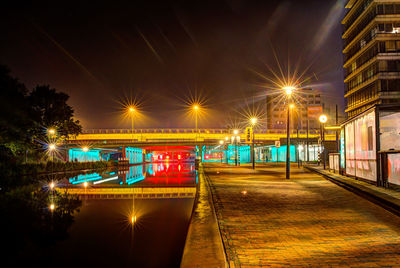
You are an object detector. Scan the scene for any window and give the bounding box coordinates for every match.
[351,62,357,72]
[386,40,396,51]
[360,39,366,48]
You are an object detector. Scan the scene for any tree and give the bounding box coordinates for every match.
[0,65,36,156]
[28,85,82,140]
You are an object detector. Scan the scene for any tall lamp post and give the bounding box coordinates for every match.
[233,129,239,166]
[225,136,229,163]
[129,106,136,143]
[250,117,257,169]
[49,143,56,162]
[283,86,296,180]
[319,114,328,170]
[193,104,199,137]
[219,140,224,164]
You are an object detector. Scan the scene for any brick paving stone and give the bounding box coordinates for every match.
[205,164,400,267]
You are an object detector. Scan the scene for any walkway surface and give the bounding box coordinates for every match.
[204,163,400,267]
[180,166,227,268]
[306,165,400,215]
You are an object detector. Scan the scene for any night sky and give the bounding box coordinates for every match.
[1,0,345,129]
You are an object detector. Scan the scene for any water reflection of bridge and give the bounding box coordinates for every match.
[59,187,196,199]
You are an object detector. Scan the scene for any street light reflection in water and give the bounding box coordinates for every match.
[6,162,198,266]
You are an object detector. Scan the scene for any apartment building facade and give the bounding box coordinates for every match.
[343,0,400,118]
[266,88,323,130]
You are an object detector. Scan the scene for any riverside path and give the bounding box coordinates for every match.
[204,163,400,267]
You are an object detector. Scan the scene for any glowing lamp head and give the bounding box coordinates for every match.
[83,181,88,188]
[193,104,199,111]
[289,104,295,109]
[319,114,328,124]
[225,136,229,141]
[219,140,224,145]
[250,117,257,125]
[233,129,239,135]
[82,146,89,152]
[49,182,55,189]
[49,203,55,211]
[48,128,56,135]
[129,106,135,113]
[48,144,56,151]
[283,86,296,95]
[131,215,137,224]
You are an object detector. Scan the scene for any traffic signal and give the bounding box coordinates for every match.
[245,127,252,143]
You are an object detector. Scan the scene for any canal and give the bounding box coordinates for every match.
[7,162,198,267]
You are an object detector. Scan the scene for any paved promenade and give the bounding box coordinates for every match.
[204,163,400,267]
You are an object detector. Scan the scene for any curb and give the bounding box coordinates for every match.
[305,166,400,217]
[180,165,228,268]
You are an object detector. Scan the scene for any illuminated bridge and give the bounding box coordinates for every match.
[68,128,337,146]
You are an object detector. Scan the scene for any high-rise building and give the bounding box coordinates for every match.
[266,88,323,130]
[343,1,400,119]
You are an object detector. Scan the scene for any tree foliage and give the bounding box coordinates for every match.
[0,65,36,153]
[28,85,82,140]
[0,65,82,161]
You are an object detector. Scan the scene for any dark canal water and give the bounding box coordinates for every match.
[4,162,197,267]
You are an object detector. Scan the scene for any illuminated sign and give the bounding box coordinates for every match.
[307,106,323,119]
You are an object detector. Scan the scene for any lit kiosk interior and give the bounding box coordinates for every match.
[341,104,400,188]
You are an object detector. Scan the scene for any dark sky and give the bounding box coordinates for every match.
[1,0,346,129]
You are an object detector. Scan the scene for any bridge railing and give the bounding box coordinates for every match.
[82,128,330,135]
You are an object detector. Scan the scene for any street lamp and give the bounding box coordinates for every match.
[219,140,224,164]
[128,106,136,143]
[250,117,258,169]
[49,143,56,162]
[224,137,229,163]
[236,136,241,166]
[284,85,296,180]
[319,114,328,170]
[193,104,200,134]
[48,128,56,136]
[233,130,239,166]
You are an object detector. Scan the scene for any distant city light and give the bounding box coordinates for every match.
[250,117,258,125]
[289,104,295,109]
[49,182,55,189]
[83,181,88,188]
[49,203,55,211]
[233,129,239,135]
[82,146,89,152]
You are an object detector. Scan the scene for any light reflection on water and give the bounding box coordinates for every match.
[68,162,197,187]
[13,162,198,266]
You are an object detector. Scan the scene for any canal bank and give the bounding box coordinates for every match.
[180,165,228,268]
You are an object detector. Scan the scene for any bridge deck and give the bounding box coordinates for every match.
[69,128,337,143]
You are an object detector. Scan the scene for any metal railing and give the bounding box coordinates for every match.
[82,128,327,135]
